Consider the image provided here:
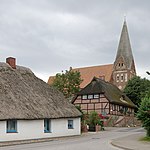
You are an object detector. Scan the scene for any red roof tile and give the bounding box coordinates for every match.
[48,64,113,89]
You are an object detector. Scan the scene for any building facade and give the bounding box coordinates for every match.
[0,118,80,142]
[72,77,136,116]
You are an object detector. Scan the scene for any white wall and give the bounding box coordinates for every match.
[0,117,81,142]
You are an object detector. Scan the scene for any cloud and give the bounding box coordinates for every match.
[0,0,150,81]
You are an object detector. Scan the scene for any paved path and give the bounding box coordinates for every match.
[0,127,149,150]
[112,132,150,150]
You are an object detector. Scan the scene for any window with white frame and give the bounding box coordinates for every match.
[82,95,87,100]
[44,119,51,133]
[94,94,99,99]
[7,120,17,133]
[68,120,74,129]
[88,94,93,99]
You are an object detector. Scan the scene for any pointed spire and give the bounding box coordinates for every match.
[115,20,134,69]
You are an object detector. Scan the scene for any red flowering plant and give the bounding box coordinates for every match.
[99,113,109,119]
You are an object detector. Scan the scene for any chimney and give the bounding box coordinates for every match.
[6,57,16,69]
[99,75,105,80]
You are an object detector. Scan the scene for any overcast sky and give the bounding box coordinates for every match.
[0,0,150,82]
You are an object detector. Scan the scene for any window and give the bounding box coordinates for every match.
[82,95,87,100]
[116,74,119,82]
[88,94,93,99]
[44,119,51,133]
[121,74,124,82]
[68,120,74,129]
[7,120,17,133]
[94,94,99,99]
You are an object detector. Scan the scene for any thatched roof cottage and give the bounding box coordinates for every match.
[0,57,81,142]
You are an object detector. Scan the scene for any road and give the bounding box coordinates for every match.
[0,127,144,150]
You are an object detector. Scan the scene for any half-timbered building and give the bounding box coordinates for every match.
[72,77,136,116]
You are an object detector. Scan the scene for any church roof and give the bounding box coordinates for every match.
[115,21,134,69]
[47,64,113,89]
[73,77,136,108]
[0,62,81,120]
[73,64,113,88]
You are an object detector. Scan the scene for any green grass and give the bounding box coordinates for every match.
[140,136,150,142]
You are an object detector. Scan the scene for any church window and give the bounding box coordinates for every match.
[121,63,124,67]
[116,74,119,82]
[121,74,124,82]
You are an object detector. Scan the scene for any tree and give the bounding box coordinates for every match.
[137,92,150,137]
[123,76,150,107]
[52,68,83,98]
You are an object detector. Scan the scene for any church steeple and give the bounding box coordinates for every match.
[112,20,136,90]
[115,20,134,69]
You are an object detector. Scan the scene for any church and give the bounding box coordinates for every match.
[48,20,136,90]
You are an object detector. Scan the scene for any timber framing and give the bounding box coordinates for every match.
[72,77,136,116]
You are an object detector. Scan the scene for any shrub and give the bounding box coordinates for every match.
[137,94,150,137]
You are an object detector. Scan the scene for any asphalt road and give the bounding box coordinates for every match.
[0,127,144,150]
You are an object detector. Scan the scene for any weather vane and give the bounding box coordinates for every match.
[124,14,126,21]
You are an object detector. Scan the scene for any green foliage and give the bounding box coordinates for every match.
[124,76,150,107]
[140,136,150,142]
[87,111,103,127]
[52,69,83,98]
[137,94,150,137]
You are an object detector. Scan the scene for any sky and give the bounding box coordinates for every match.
[0,0,150,82]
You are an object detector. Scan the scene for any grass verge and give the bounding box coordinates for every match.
[140,136,150,142]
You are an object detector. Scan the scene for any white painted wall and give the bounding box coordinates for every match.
[0,118,81,142]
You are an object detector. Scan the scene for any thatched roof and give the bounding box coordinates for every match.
[0,62,81,120]
[73,77,136,108]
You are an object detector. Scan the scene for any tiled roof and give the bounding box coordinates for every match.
[72,64,113,88]
[47,75,55,85]
[47,64,113,89]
